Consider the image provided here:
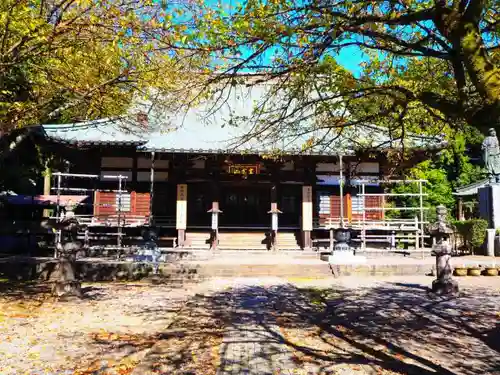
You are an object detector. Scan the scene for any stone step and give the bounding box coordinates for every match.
[0,256,451,283]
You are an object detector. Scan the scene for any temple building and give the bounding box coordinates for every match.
[36,86,444,251]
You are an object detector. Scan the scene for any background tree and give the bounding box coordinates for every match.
[0,0,202,191]
[0,0,200,136]
[178,0,499,148]
[387,129,484,221]
[348,59,486,219]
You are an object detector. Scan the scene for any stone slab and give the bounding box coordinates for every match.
[1,255,498,282]
[328,252,367,264]
[479,184,500,228]
[487,228,496,257]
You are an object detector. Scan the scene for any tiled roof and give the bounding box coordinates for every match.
[41,85,445,155]
[453,179,489,196]
[42,118,146,146]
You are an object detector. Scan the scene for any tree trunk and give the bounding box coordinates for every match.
[460,22,500,106]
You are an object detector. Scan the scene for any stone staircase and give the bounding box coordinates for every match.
[276,231,301,250]
[185,231,302,250]
[217,231,270,250]
[185,232,211,249]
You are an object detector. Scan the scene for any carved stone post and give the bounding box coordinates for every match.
[268,204,282,251]
[51,215,83,299]
[429,205,459,295]
[208,202,222,250]
[141,228,161,274]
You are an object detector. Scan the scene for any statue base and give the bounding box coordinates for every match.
[328,251,367,264]
[52,280,82,299]
[145,274,165,285]
[50,257,82,299]
[478,184,500,228]
[431,278,459,296]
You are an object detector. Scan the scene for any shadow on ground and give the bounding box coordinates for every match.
[0,280,51,300]
[148,281,500,375]
[3,279,499,375]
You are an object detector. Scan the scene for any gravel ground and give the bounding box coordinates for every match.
[0,282,195,375]
[0,276,499,375]
[205,276,500,375]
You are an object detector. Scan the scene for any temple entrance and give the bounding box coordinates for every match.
[279,184,301,228]
[220,185,270,228]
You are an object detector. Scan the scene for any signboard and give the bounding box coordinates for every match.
[228,164,260,175]
[302,185,313,231]
[176,184,187,229]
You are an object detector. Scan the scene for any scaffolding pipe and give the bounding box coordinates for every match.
[53,172,99,179]
[357,179,428,183]
[364,207,429,211]
[116,175,124,254]
[102,175,129,180]
[50,187,127,193]
[51,172,130,181]
[419,180,425,252]
[149,151,155,226]
[359,193,429,197]
[361,182,366,250]
[339,154,344,227]
[55,172,62,257]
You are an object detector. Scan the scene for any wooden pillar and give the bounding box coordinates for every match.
[176,183,187,247]
[43,162,51,218]
[302,185,313,249]
[301,158,316,250]
[132,153,138,187]
[149,151,155,226]
[346,192,352,224]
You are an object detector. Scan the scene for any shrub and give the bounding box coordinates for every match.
[453,219,488,252]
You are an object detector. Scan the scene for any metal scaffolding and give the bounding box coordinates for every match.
[320,179,429,251]
[51,172,128,257]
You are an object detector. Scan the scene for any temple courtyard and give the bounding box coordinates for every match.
[0,275,499,375]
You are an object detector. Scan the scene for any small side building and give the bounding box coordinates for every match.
[453,179,488,220]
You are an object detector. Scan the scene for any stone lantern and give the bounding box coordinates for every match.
[327,221,366,264]
[51,216,84,298]
[140,228,161,274]
[428,205,459,295]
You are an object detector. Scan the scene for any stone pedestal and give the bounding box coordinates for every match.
[51,255,82,299]
[431,247,458,295]
[487,228,496,257]
[302,231,312,250]
[429,205,459,296]
[328,252,367,264]
[478,184,500,228]
[431,277,459,295]
[328,228,366,264]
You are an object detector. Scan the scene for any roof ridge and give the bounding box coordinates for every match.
[42,117,115,130]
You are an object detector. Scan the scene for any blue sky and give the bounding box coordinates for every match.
[197,0,369,77]
[335,46,367,76]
